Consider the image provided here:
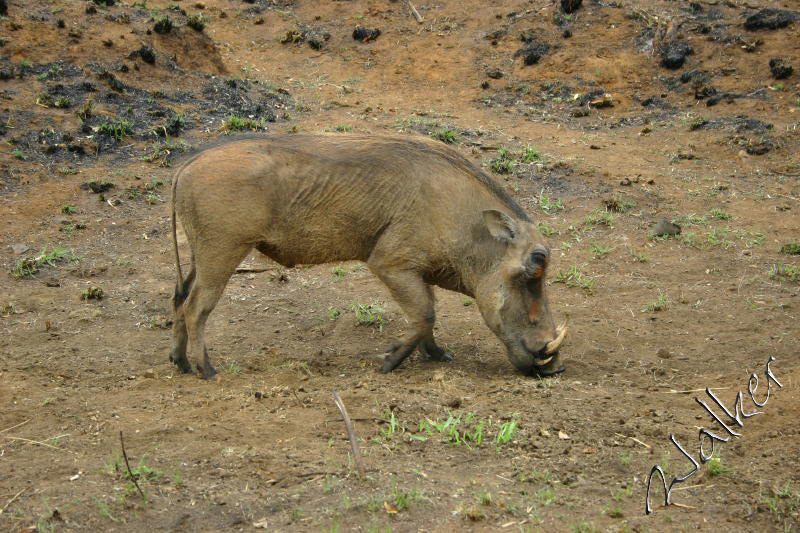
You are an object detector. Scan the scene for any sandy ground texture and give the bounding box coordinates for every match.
[1,0,799,531]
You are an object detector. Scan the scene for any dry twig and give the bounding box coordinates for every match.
[119,431,146,500]
[0,419,31,434]
[405,0,423,23]
[0,487,27,515]
[332,390,366,480]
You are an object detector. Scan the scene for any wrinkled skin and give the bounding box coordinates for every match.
[169,134,566,379]
[474,210,564,377]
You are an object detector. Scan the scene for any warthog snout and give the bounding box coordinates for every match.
[520,325,568,377]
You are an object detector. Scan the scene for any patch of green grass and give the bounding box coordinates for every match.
[381,409,403,438]
[58,167,79,175]
[12,148,27,160]
[332,124,353,132]
[708,208,731,220]
[11,246,78,279]
[488,147,516,174]
[619,452,631,465]
[462,297,474,306]
[571,521,598,533]
[430,128,461,144]
[589,242,613,259]
[98,119,133,142]
[389,484,425,512]
[631,251,649,263]
[187,13,205,31]
[706,227,734,249]
[607,505,624,518]
[644,291,670,312]
[332,265,347,281]
[520,145,541,163]
[350,302,384,328]
[142,139,190,166]
[61,204,77,214]
[536,222,559,236]
[153,15,173,34]
[612,484,634,501]
[325,308,341,321]
[536,486,556,506]
[780,243,800,255]
[97,501,120,522]
[225,115,267,132]
[494,419,517,444]
[554,265,596,293]
[144,193,162,204]
[585,208,616,227]
[706,455,732,476]
[54,96,71,109]
[537,192,564,213]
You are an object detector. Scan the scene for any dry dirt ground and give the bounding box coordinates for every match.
[1,0,799,532]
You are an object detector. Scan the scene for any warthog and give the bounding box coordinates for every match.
[170,134,567,379]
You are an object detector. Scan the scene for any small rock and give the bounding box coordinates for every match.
[769,58,793,79]
[486,68,503,79]
[558,430,571,440]
[10,243,30,255]
[743,8,799,31]
[143,368,156,379]
[657,348,672,359]
[652,218,681,237]
[254,391,263,399]
[444,397,462,409]
[353,27,381,42]
[659,40,693,69]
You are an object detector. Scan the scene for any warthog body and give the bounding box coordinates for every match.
[170,134,566,379]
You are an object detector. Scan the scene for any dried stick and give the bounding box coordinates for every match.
[0,487,27,515]
[332,390,366,480]
[119,431,146,500]
[3,435,76,454]
[0,419,31,434]
[613,433,651,449]
[405,0,423,23]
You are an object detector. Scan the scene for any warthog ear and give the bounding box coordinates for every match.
[482,209,518,242]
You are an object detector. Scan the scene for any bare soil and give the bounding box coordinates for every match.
[1,1,799,532]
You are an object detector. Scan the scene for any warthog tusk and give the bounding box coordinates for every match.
[534,355,554,366]
[545,325,568,355]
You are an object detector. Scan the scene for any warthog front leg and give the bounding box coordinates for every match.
[367,265,447,373]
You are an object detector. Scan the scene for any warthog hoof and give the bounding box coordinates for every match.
[197,363,218,380]
[169,351,195,374]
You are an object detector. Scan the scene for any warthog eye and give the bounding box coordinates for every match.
[524,249,548,279]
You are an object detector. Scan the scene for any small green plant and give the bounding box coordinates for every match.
[612,484,634,501]
[706,454,732,476]
[536,486,556,506]
[20,59,32,69]
[589,242,613,259]
[145,193,162,204]
[61,204,77,214]
[495,418,517,444]
[11,246,78,278]
[225,115,266,132]
[142,139,190,166]
[145,178,165,191]
[554,265,596,293]
[489,147,516,174]
[58,167,79,175]
[430,128,461,144]
[77,100,94,122]
[97,501,120,522]
[98,119,133,141]
[706,227,733,249]
[187,13,205,31]
[708,208,731,220]
[521,145,541,163]
[477,492,493,506]
[645,291,670,312]
[389,485,424,512]
[350,302,384,328]
[537,192,564,212]
[326,308,341,321]
[536,222,559,236]
[81,286,104,300]
[12,148,28,160]
[332,265,347,281]
[585,208,616,227]
[631,251,649,262]
[54,96,72,108]
[780,243,800,255]
[462,297,474,306]
[153,15,173,34]
[381,410,402,438]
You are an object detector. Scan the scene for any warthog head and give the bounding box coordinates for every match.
[475,209,567,376]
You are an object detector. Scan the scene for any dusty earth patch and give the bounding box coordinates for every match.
[1,1,798,532]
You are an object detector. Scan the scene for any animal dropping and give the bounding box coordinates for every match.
[169,134,567,379]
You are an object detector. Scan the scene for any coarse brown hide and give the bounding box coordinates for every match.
[169,134,566,379]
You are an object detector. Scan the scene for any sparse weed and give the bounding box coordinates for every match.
[332,265,347,281]
[518,469,554,483]
[495,419,517,444]
[536,486,556,506]
[589,242,613,259]
[612,485,634,501]
[430,129,461,144]
[332,124,353,132]
[11,246,78,278]
[61,204,77,214]
[521,145,541,163]
[489,147,516,174]
[225,115,266,132]
[350,302,384,328]
[326,308,341,321]
[537,192,564,213]
[142,139,190,166]
[585,208,616,227]
[98,119,133,142]
[780,243,800,255]
[554,265,596,292]
[619,452,631,465]
[536,222,559,236]
[462,297,474,306]
[187,13,205,31]
[706,454,732,476]
[631,251,649,263]
[708,208,731,220]
[54,96,71,108]
[645,291,670,312]
[58,167,79,175]
[12,148,27,160]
